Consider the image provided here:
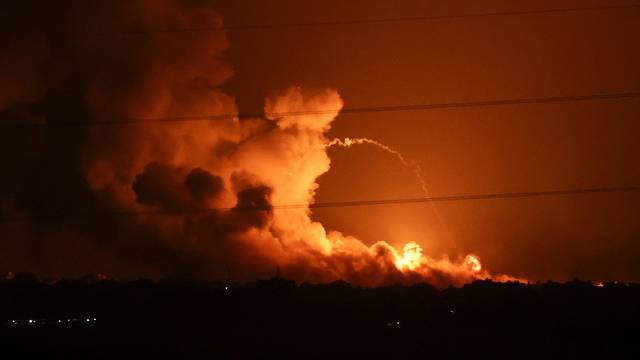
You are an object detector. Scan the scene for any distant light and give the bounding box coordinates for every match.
[396,321,400,325]
[28,320,33,324]
[93,318,97,321]
[450,310,455,314]
[58,320,62,323]
[12,320,15,323]
[86,318,90,322]
[224,286,229,290]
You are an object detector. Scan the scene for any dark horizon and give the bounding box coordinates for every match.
[0,269,632,287]
[2,274,639,356]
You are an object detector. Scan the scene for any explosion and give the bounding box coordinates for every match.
[465,255,482,273]
[396,242,424,271]
[0,0,523,288]
[84,82,514,287]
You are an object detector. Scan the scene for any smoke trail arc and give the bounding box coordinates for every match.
[323,137,450,232]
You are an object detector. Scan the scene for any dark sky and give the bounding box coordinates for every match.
[1,0,639,283]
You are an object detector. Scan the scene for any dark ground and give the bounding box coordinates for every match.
[1,274,638,358]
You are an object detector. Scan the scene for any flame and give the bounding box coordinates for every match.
[465,254,482,273]
[396,242,423,271]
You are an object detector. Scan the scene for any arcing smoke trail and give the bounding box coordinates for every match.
[325,137,430,196]
[324,137,449,229]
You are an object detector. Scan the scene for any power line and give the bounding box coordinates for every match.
[303,186,640,210]
[3,3,637,37]
[4,91,640,128]
[2,185,637,223]
[126,3,640,33]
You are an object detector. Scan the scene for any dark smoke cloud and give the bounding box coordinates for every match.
[0,0,271,279]
[133,163,224,211]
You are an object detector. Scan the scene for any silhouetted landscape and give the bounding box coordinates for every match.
[2,273,638,357]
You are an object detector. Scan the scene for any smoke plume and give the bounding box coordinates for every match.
[0,0,519,287]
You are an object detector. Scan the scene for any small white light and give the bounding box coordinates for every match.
[224,286,229,290]
[396,321,400,325]
[28,320,33,324]
[93,318,97,321]
[58,320,61,323]
[86,318,90,322]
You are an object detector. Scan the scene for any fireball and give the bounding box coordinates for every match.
[465,254,482,273]
[396,242,423,271]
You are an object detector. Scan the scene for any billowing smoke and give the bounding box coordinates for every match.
[0,0,518,287]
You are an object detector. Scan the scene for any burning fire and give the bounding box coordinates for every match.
[465,255,482,273]
[396,242,424,271]
[394,242,484,277]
